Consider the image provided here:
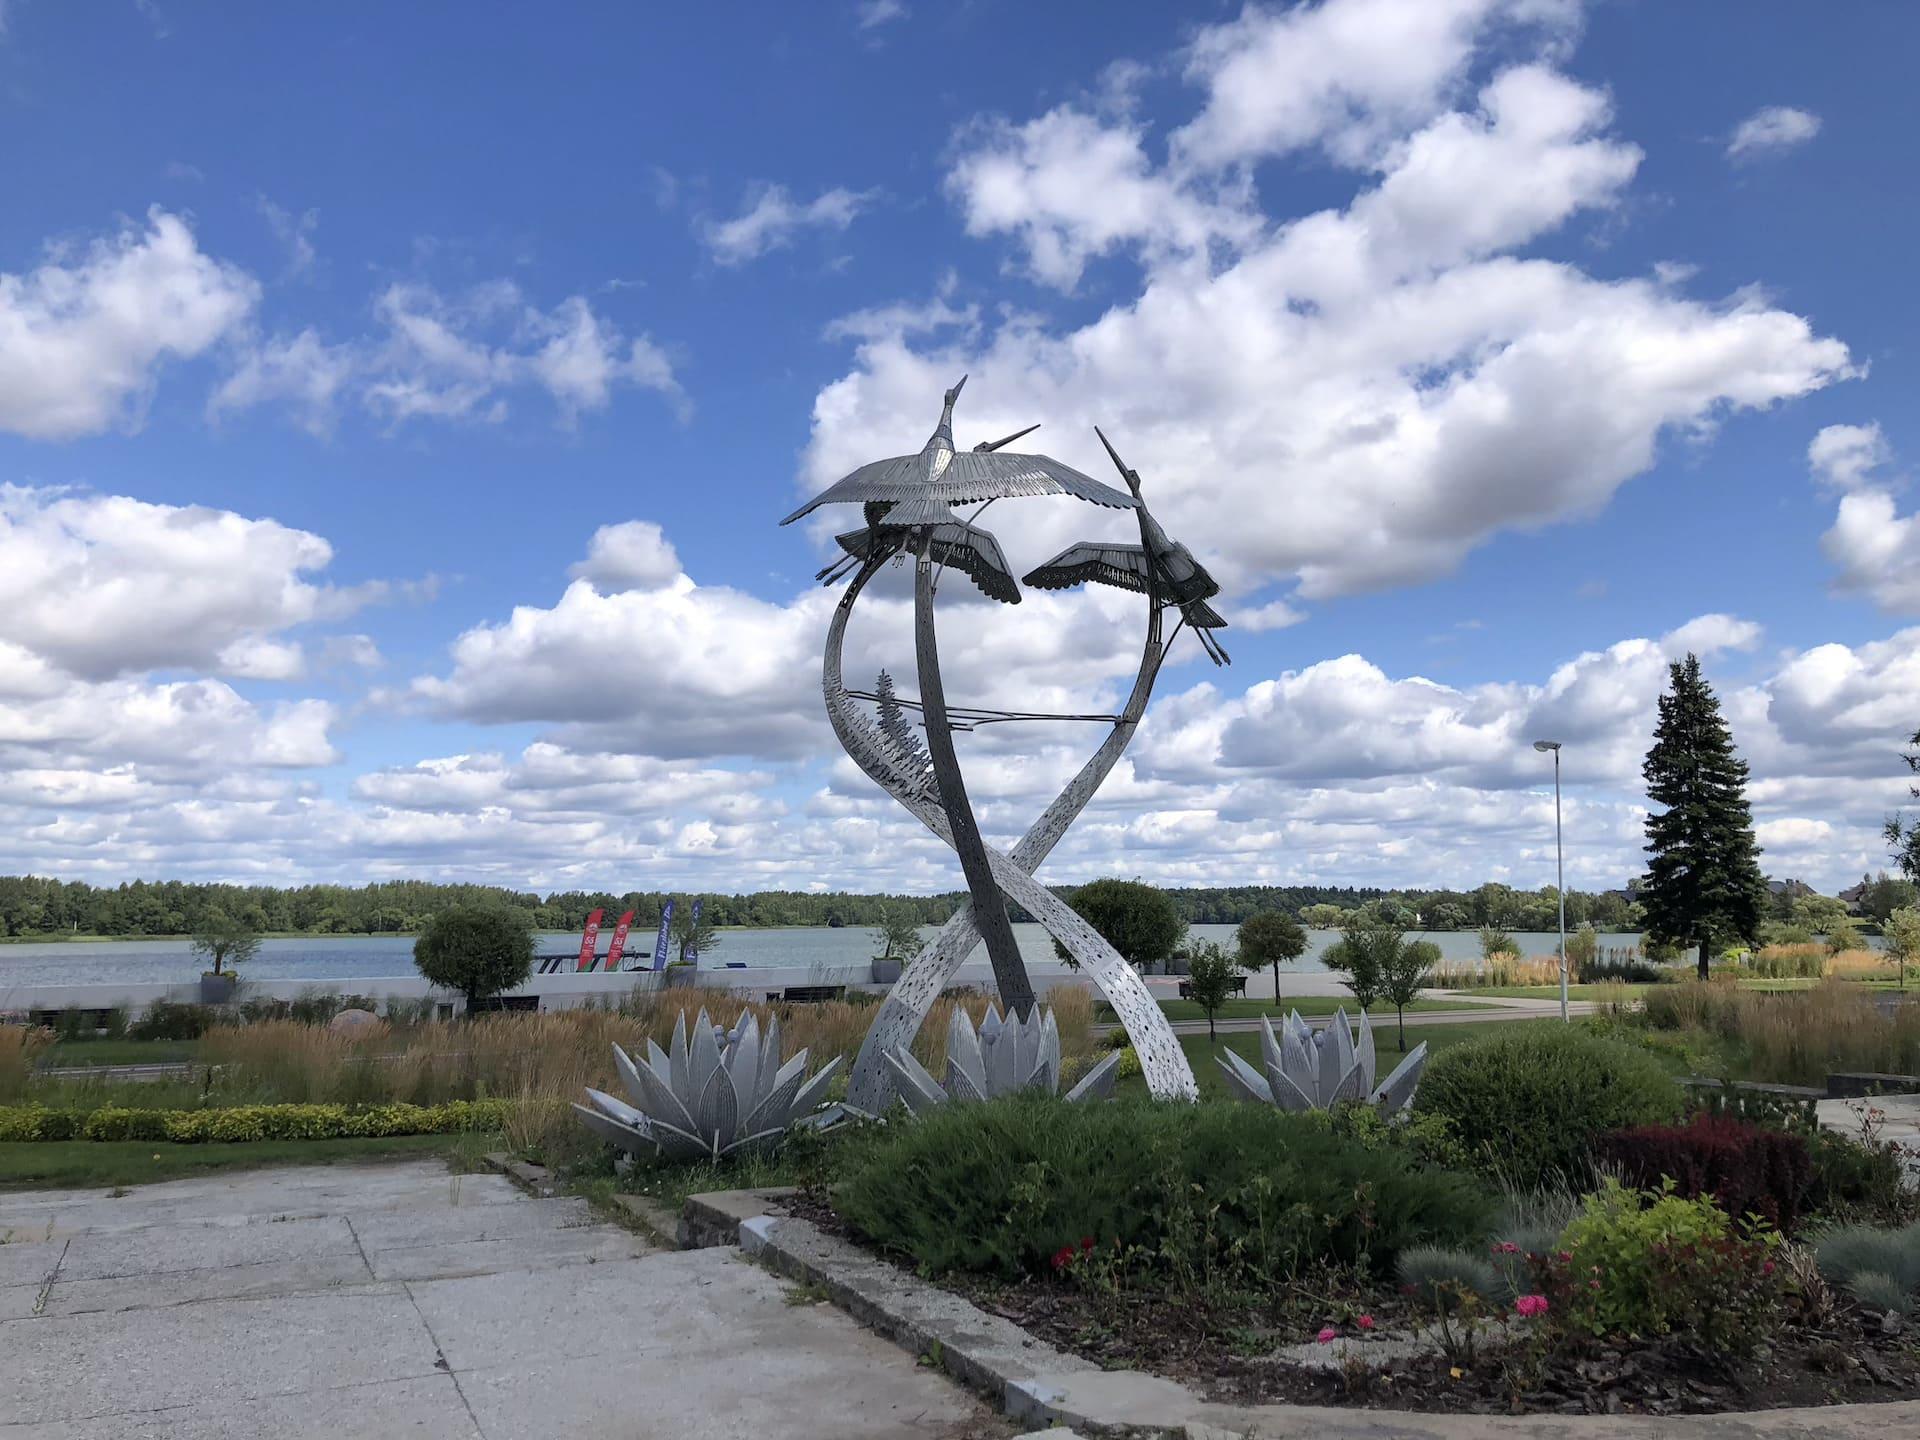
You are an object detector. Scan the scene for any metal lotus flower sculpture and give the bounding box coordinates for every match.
[574,1009,842,1161]
[881,1004,1121,1115]
[1217,1008,1427,1117]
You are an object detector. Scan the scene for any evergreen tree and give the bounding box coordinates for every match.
[1640,653,1767,979]
[873,669,927,769]
[1887,728,1920,885]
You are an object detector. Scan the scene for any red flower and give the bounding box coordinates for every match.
[1357,1314,1376,1331]
[1080,1236,1095,1252]
[1051,1246,1074,1271]
[1315,1326,1338,1344]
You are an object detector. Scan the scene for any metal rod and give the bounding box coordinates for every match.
[1555,747,1568,1024]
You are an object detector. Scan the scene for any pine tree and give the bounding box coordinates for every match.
[1885,727,1920,884]
[873,670,926,769]
[1640,653,1768,979]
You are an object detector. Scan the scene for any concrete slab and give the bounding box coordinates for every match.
[0,1286,441,1424]
[0,1374,478,1438]
[344,1195,592,1252]
[365,1227,650,1282]
[57,1214,359,1282]
[0,1281,42,1321]
[0,1239,63,1289]
[39,1254,377,1317]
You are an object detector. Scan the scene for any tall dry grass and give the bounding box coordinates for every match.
[1430,956,1566,989]
[189,983,1099,1165]
[1746,943,1893,981]
[1642,981,1920,1086]
[0,1024,52,1102]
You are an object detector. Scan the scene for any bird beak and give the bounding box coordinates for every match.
[1095,426,1142,498]
[945,374,968,406]
[975,423,1039,453]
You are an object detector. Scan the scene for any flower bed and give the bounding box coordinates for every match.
[0,1099,512,1144]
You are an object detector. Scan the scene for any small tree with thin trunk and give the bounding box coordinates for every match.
[1378,939,1440,1049]
[1237,910,1306,1006]
[1884,906,1920,989]
[872,905,925,963]
[1323,919,1398,1011]
[671,901,720,964]
[1184,939,1243,1044]
[191,909,260,978]
[413,905,534,1009]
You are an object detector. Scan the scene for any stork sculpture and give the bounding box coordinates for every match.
[784,381,1225,1104]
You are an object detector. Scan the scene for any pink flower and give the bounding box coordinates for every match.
[1514,1294,1550,1319]
[1762,1260,1775,1276]
[1492,1241,1519,1255]
[1358,1314,1376,1331]
[1316,1326,1338,1344]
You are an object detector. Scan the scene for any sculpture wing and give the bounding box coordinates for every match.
[834,521,1022,605]
[782,449,1137,525]
[934,450,1138,510]
[1023,542,1151,595]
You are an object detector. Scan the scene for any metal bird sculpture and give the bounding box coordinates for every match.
[1023,427,1231,665]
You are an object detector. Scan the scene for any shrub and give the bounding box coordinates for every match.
[0,1024,52,1102]
[1849,1271,1914,1316]
[1414,1027,1682,1189]
[1398,1245,1499,1304]
[1747,943,1828,980]
[834,1094,1487,1283]
[130,1000,217,1042]
[1551,1179,1782,1354]
[1598,1112,1812,1231]
[1642,982,1920,1085]
[1811,1222,1920,1296]
[1479,926,1522,960]
[1804,1127,1916,1224]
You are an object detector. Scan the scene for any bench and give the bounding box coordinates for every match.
[768,984,847,1004]
[1177,976,1247,1000]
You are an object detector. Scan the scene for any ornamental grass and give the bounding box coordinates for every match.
[1643,981,1920,1086]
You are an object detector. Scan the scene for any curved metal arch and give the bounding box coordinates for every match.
[827,554,1198,1108]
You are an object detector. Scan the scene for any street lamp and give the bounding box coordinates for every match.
[1532,740,1568,1022]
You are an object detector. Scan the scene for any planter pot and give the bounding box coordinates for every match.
[664,964,696,988]
[871,958,903,985]
[199,972,237,1004]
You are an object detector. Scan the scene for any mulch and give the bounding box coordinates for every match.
[781,1190,1920,1417]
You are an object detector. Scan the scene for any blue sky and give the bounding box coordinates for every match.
[0,0,1915,897]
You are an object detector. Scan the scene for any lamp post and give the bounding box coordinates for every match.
[1533,740,1567,1022]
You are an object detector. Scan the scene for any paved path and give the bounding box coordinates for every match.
[1099,997,1601,1038]
[0,1159,1003,1439]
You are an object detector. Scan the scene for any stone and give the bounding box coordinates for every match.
[327,1007,382,1036]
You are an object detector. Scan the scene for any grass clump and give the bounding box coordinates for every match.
[834,1093,1487,1284]
[1414,1026,1681,1189]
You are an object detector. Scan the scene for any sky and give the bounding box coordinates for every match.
[0,0,1916,899]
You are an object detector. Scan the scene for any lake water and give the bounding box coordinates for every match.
[0,926,1642,988]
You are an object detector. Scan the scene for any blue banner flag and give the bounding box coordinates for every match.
[651,899,675,971]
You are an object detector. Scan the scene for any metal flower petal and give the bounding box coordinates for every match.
[880,1004,1121,1115]
[1216,1009,1427,1117]
[574,1008,843,1161]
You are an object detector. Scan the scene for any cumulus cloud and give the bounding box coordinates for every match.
[569,521,682,592]
[0,208,258,439]
[1809,422,1890,492]
[1727,105,1821,161]
[704,185,872,266]
[801,6,1851,604]
[1813,424,1920,613]
[215,281,684,432]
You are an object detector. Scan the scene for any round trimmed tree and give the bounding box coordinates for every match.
[1237,910,1306,1001]
[413,905,534,1008]
[1059,879,1185,971]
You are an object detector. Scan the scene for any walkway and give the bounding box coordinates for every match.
[0,1159,1002,1439]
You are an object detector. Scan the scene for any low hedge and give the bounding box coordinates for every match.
[0,1099,512,1145]
[1598,1111,1813,1232]
[835,1093,1488,1282]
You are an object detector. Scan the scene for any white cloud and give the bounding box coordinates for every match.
[856,0,906,29]
[570,521,682,592]
[257,196,318,276]
[704,185,872,266]
[1809,422,1890,492]
[0,208,258,439]
[809,10,1851,603]
[1727,105,1821,161]
[219,281,684,431]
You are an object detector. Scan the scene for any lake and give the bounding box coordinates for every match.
[0,926,1643,988]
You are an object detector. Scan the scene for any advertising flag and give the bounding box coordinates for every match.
[651,899,675,971]
[575,908,604,971]
[685,898,703,967]
[604,909,636,971]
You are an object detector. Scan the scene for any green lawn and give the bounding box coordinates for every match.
[1117,1016,1528,1099]
[1436,983,1648,1001]
[0,1132,491,1191]
[42,1038,197,1068]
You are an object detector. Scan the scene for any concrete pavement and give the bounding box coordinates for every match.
[0,1159,1003,1439]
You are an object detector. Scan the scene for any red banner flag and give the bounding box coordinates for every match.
[575,908,605,971]
[603,910,636,971]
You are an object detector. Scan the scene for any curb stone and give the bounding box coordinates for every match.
[697,1192,1920,1440]
[479,1151,558,1197]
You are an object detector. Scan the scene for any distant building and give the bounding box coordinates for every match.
[1767,877,1816,900]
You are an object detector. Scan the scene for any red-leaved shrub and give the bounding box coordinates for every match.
[1597,1112,1813,1232]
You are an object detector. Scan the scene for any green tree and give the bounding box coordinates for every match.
[1564,921,1599,979]
[1479,925,1521,961]
[190,909,260,978]
[1859,872,1919,925]
[1824,914,1863,956]
[1378,938,1440,1049]
[1059,879,1185,971]
[1184,939,1244,1043]
[1883,906,1920,988]
[1640,653,1768,980]
[1322,919,1404,1011]
[871,905,925,964]
[1236,910,1307,1003]
[671,901,720,963]
[1298,903,1346,929]
[413,905,534,1006]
